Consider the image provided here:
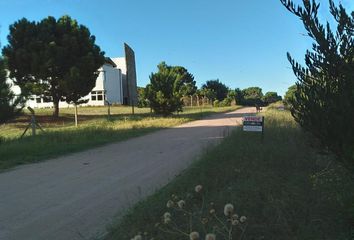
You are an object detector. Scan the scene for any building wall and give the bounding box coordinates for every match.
[103,65,123,105]
[112,57,128,103]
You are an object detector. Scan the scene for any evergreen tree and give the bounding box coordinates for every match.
[3,16,105,117]
[263,92,282,105]
[241,87,263,106]
[146,62,194,115]
[0,58,23,123]
[283,85,297,107]
[234,88,244,105]
[201,79,228,101]
[281,0,354,169]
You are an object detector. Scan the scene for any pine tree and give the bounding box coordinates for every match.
[281,0,354,169]
[146,62,196,115]
[3,16,105,118]
[0,58,23,123]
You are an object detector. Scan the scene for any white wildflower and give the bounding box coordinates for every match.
[205,233,216,240]
[232,219,239,225]
[177,200,186,209]
[189,231,200,240]
[163,212,171,219]
[133,235,142,240]
[194,185,203,193]
[163,212,172,224]
[166,200,174,208]
[223,203,234,216]
[240,216,247,223]
[163,217,171,224]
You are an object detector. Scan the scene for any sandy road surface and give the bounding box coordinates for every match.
[0,107,255,240]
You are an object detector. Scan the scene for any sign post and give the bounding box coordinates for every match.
[242,116,264,141]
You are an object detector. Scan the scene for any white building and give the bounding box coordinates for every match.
[10,58,125,108]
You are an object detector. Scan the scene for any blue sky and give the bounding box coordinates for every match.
[1,0,353,96]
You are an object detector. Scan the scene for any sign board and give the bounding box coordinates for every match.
[124,43,138,106]
[243,116,264,132]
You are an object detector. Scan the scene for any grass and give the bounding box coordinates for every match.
[0,105,240,170]
[105,109,354,240]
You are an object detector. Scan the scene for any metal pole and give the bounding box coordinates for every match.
[74,105,78,127]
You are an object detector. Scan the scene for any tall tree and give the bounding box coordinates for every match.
[3,16,105,117]
[242,87,263,106]
[283,84,297,107]
[202,79,228,101]
[0,57,24,123]
[234,88,244,105]
[146,62,194,115]
[137,87,149,108]
[281,0,354,169]
[262,91,282,105]
[160,62,197,97]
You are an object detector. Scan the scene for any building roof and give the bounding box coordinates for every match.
[104,58,117,68]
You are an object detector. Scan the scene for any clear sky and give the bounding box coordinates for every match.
[0,0,353,96]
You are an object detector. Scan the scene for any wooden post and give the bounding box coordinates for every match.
[31,115,36,136]
[261,116,265,143]
[74,104,78,127]
[131,99,135,115]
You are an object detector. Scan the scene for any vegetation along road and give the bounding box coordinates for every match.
[0,107,255,240]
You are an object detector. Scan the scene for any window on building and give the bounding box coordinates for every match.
[97,91,103,101]
[43,96,53,103]
[91,91,105,101]
[36,97,41,103]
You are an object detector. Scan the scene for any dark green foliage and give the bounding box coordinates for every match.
[234,88,243,105]
[200,88,217,103]
[169,65,197,97]
[3,16,105,117]
[215,90,236,107]
[283,85,297,107]
[146,62,195,115]
[262,91,282,105]
[0,58,23,123]
[202,79,229,101]
[281,0,354,169]
[241,87,264,106]
[137,87,149,108]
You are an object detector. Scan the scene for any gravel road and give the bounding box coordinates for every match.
[0,107,255,240]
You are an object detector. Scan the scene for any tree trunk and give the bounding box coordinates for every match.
[53,98,60,118]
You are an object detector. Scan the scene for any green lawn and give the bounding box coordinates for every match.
[0,105,240,170]
[105,109,354,240]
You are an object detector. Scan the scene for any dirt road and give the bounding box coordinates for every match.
[0,107,255,240]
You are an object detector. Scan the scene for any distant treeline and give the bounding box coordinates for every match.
[137,64,282,112]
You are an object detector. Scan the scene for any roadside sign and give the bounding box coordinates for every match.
[243,116,264,132]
